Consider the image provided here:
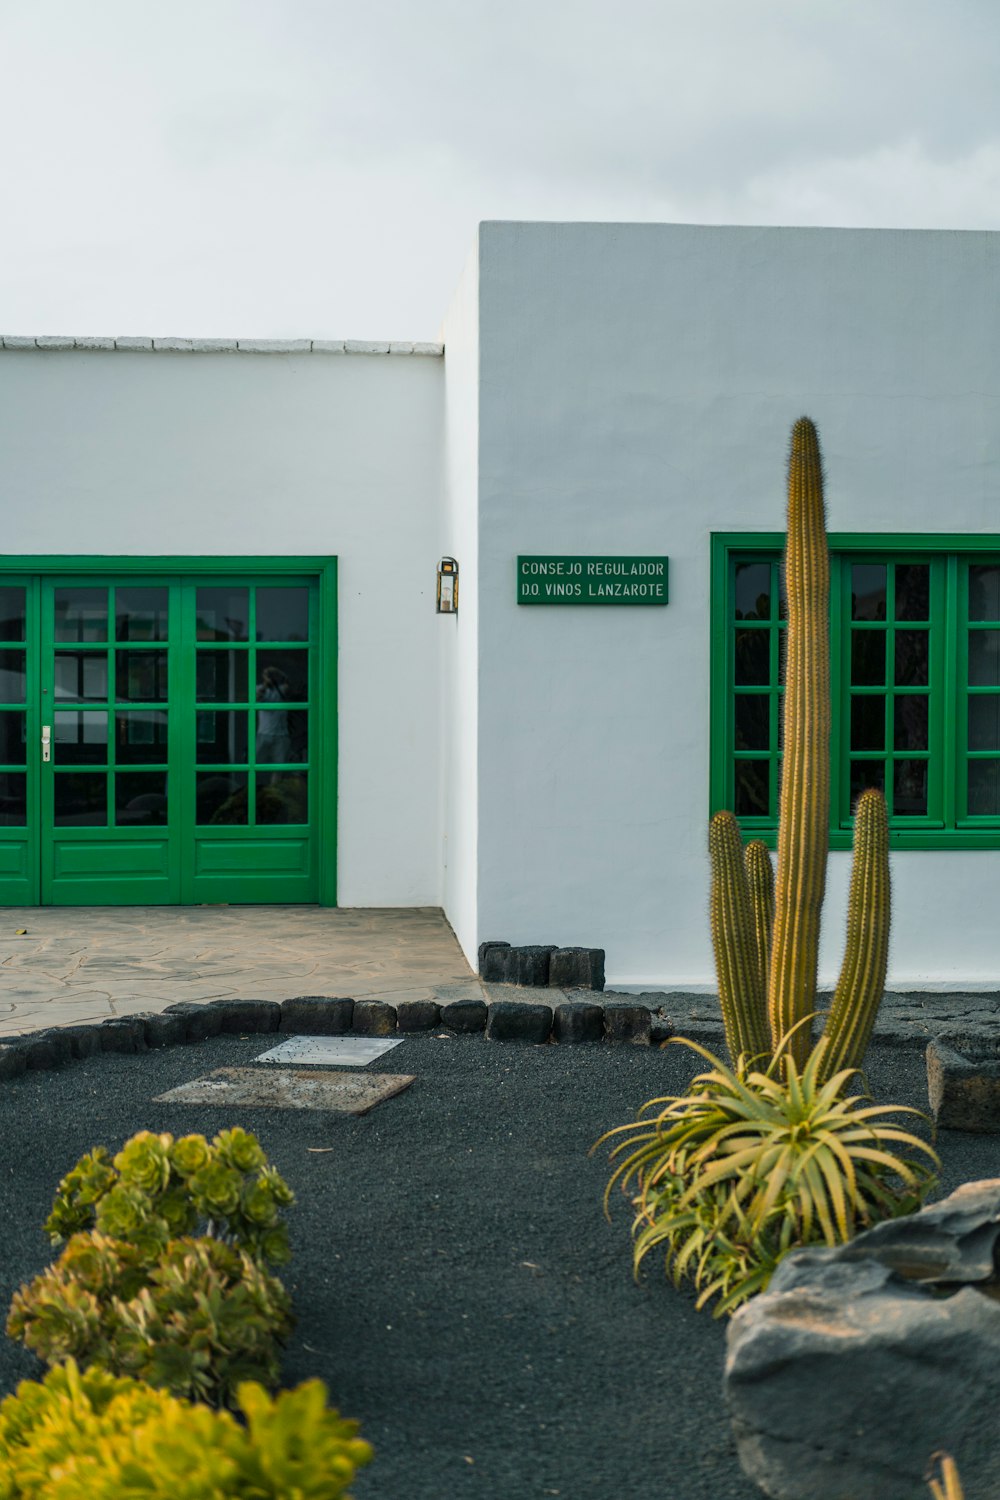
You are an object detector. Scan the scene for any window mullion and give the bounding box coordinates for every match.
[942,554,959,828]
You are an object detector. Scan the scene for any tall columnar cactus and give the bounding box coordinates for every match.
[708,417,891,1081]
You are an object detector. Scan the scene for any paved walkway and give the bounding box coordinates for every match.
[0,906,483,1039]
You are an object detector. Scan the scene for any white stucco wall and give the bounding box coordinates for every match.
[474,222,1000,987]
[0,347,445,907]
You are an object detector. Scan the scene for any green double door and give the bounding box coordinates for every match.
[0,564,336,905]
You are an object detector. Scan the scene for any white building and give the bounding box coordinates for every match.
[2,222,999,989]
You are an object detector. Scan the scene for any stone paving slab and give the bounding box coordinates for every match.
[154,1065,415,1114]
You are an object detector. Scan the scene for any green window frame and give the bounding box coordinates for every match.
[710,533,1000,850]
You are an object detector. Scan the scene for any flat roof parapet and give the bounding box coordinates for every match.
[0,335,444,356]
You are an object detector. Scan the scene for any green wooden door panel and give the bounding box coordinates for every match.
[0,559,336,907]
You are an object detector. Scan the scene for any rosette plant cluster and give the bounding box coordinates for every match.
[7,1128,296,1406]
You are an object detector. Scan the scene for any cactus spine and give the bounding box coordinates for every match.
[708,416,891,1082]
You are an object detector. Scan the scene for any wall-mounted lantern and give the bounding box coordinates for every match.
[437,557,459,614]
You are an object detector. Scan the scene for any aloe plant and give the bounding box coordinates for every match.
[710,417,891,1077]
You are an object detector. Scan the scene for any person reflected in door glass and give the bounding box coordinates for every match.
[256,666,292,765]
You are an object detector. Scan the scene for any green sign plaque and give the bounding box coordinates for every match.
[517,555,669,605]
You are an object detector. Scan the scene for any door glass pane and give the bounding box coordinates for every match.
[0,588,26,641]
[0,712,26,765]
[735,760,769,817]
[734,695,769,751]
[969,565,1000,622]
[115,588,168,642]
[115,710,168,764]
[196,711,248,764]
[54,710,108,764]
[969,695,1000,751]
[851,566,886,621]
[968,760,1000,816]
[116,651,168,702]
[197,772,248,824]
[256,772,308,823]
[894,631,929,686]
[256,651,308,702]
[54,772,107,825]
[893,760,928,817]
[116,771,168,826]
[256,587,309,641]
[196,588,249,641]
[55,652,108,701]
[894,697,928,751]
[894,565,929,621]
[969,631,1000,686]
[851,696,884,751]
[256,709,308,763]
[196,651,248,703]
[0,772,26,826]
[850,631,885,686]
[55,588,107,642]
[733,564,770,622]
[733,631,769,686]
[0,651,26,703]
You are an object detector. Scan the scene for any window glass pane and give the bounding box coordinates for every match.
[256,587,309,641]
[197,772,248,824]
[969,695,1000,752]
[968,760,1000,817]
[54,710,107,764]
[0,651,26,703]
[0,588,26,642]
[55,588,106,642]
[734,564,770,622]
[850,631,885,686]
[734,630,770,686]
[894,631,929,687]
[734,760,770,817]
[850,761,885,803]
[196,588,249,641]
[894,696,928,752]
[115,710,168,764]
[256,650,309,703]
[0,712,26,765]
[894,565,929,621]
[257,772,308,824]
[116,771,168,826]
[196,650,249,703]
[851,565,886,621]
[196,711,248,764]
[55,652,108,701]
[115,588,168,642]
[851,696,885,752]
[0,772,26,826]
[969,565,1000,622]
[255,709,308,764]
[968,630,1000,686]
[54,772,107,825]
[734,695,770,751]
[116,651,168,702]
[893,760,928,817]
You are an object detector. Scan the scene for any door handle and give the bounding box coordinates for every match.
[41,725,51,763]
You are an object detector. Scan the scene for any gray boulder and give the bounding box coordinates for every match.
[724,1179,1000,1500]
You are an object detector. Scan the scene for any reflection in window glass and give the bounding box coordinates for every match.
[116,771,168,825]
[197,650,249,703]
[55,652,108,701]
[256,772,308,824]
[256,709,307,763]
[850,760,885,803]
[116,651,168,702]
[969,565,1000,623]
[733,631,769,687]
[851,565,886,621]
[196,772,248,824]
[54,710,108,764]
[968,760,1000,816]
[734,564,770,621]
[894,631,929,687]
[255,651,308,703]
[851,631,885,687]
[969,631,1000,687]
[734,760,769,817]
[969,696,1000,752]
[55,588,107,642]
[0,651,26,704]
[196,711,248,764]
[894,696,928,752]
[0,713,26,765]
[115,588,168,641]
[850,696,885,752]
[54,772,107,826]
[0,589,25,642]
[0,772,26,826]
[734,696,769,752]
[115,711,168,764]
[196,589,248,641]
[894,565,929,621]
[256,588,309,641]
[893,760,928,817]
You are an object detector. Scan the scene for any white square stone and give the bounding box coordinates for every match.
[254,1035,405,1067]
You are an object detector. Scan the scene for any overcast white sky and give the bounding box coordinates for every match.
[2,1,999,339]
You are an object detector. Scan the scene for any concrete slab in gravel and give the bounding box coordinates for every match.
[154,1065,414,1114]
[255,1036,405,1067]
